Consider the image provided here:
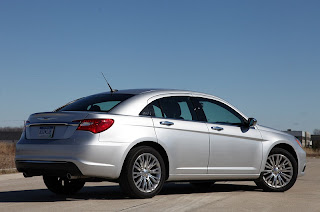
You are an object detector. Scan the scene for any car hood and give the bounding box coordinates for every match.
[257,125,292,137]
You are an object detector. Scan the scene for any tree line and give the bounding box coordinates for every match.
[314,129,320,135]
[0,127,24,132]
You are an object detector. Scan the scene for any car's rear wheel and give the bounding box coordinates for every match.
[119,146,166,198]
[255,148,298,192]
[43,176,85,195]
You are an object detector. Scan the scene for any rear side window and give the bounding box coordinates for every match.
[58,94,134,112]
[140,96,197,121]
[140,100,163,118]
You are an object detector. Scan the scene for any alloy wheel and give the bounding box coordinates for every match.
[262,154,293,189]
[132,153,161,193]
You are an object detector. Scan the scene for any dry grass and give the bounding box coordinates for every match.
[303,147,320,158]
[0,142,17,173]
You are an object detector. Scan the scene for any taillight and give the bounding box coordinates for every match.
[75,119,114,133]
[24,120,30,131]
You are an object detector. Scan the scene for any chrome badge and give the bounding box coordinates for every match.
[37,117,56,121]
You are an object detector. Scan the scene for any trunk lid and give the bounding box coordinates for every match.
[26,111,89,139]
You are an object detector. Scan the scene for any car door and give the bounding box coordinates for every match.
[141,96,210,175]
[192,97,263,175]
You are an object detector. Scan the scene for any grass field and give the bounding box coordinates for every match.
[303,147,320,158]
[0,142,17,174]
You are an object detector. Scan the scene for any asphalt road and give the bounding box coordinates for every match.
[0,158,319,212]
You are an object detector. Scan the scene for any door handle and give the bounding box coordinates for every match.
[160,121,174,126]
[211,126,224,131]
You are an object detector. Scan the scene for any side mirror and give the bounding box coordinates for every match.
[248,118,257,127]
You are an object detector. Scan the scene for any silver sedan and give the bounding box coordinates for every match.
[15,89,306,198]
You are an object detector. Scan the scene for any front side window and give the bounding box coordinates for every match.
[194,98,244,126]
[140,96,197,121]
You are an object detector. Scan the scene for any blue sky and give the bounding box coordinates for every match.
[0,0,319,133]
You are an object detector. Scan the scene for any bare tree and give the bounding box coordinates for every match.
[313,129,320,135]
[0,127,23,132]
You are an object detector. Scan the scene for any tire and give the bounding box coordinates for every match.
[191,181,215,189]
[255,148,298,192]
[119,146,166,198]
[43,176,85,195]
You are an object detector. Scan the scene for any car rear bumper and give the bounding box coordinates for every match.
[16,160,83,177]
[15,135,130,179]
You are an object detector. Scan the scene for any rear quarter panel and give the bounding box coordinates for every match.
[89,113,158,178]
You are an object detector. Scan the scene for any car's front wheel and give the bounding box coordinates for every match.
[43,176,85,195]
[119,146,166,198]
[255,148,298,192]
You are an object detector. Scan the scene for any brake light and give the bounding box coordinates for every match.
[75,119,114,133]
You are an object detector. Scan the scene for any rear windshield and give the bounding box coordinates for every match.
[58,93,134,112]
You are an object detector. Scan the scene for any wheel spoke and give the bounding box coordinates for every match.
[147,155,152,165]
[147,178,153,190]
[281,167,293,172]
[133,171,142,179]
[263,170,273,174]
[134,161,142,171]
[272,175,277,187]
[275,155,280,166]
[266,175,273,185]
[280,160,289,167]
[278,175,285,186]
[149,175,159,182]
[148,160,157,169]
[265,163,273,170]
[135,176,143,188]
[149,167,160,174]
[264,173,273,181]
[270,156,276,166]
[281,172,292,180]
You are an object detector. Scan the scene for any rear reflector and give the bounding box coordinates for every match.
[75,119,114,133]
[295,138,302,147]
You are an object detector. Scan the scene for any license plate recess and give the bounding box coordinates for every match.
[38,126,55,138]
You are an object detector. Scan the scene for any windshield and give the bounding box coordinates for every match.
[58,93,134,112]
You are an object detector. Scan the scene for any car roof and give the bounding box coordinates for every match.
[104,88,248,120]
[96,88,187,95]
